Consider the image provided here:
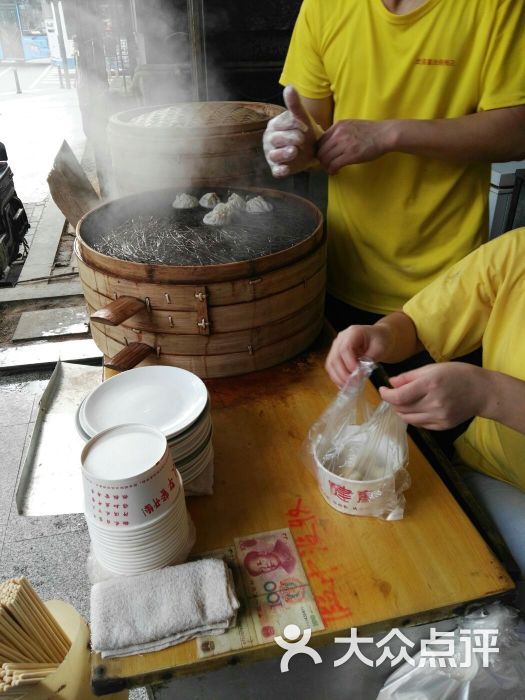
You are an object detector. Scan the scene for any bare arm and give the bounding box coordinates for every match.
[391,106,525,163]
[300,95,334,132]
[379,363,525,434]
[481,370,525,435]
[318,105,525,174]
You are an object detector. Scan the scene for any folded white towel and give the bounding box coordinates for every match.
[90,559,239,658]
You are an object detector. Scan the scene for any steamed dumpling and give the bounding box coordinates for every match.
[172,193,199,209]
[227,193,246,211]
[199,192,221,209]
[246,196,273,213]
[203,203,232,226]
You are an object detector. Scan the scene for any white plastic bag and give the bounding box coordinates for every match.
[377,602,525,700]
[305,359,410,520]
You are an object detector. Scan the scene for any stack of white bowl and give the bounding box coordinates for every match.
[76,366,214,495]
[81,424,194,576]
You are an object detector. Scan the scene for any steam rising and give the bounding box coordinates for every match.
[74,1,285,266]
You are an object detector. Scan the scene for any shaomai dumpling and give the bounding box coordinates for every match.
[172,193,199,209]
[227,193,246,211]
[199,192,221,209]
[203,202,233,226]
[245,195,273,213]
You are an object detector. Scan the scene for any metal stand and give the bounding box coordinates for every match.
[186,0,208,101]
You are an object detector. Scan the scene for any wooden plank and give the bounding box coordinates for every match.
[0,339,102,372]
[12,307,89,341]
[90,296,145,326]
[104,342,155,372]
[17,198,66,284]
[92,329,514,693]
[47,140,101,227]
[0,281,83,303]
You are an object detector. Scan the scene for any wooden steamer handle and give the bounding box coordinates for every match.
[90,296,145,326]
[104,342,155,372]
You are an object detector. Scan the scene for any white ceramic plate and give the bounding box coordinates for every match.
[180,454,213,487]
[173,427,212,466]
[75,398,91,440]
[79,366,208,438]
[177,441,213,480]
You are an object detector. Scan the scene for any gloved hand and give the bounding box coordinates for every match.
[263,85,324,178]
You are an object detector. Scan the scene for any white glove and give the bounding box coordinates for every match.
[263,85,324,178]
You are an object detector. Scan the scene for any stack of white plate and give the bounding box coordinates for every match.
[76,366,214,495]
[81,424,194,576]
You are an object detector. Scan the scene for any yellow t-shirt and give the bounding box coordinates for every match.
[280,0,525,313]
[403,227,525,491]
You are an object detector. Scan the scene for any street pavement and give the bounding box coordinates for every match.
[0,61,85,203]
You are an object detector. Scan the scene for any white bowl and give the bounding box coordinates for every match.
[92,517,192,575]
[86,486,187,545]
[87,496,191,574]
[85,469,185,533]
[79,365,208,439]
[81,425,178,528]
[95,512,190,554]
[313,447,401,516]
[91,525,188,560]
[87,506,184,549]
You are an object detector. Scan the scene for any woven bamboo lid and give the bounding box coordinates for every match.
[118,101,284,135]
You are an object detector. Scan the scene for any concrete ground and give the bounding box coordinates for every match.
[1,61,84,289]
[0,61,149,700]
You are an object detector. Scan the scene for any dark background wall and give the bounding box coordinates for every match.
[136,0,303,105]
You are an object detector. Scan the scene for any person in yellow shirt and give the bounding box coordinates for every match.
[264,0,525,327]
[325,227,525,578]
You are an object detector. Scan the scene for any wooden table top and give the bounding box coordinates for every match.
[92,330,514,694]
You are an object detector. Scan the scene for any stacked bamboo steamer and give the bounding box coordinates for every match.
[76,186,326,378]
[107,101,285,194]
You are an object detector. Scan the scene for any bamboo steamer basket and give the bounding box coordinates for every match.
[75,186,325,378]
[107,101,284,194]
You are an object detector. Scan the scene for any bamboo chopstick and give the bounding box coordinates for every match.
[0,578,71,695]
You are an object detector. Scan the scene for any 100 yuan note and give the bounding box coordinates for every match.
[196,530,324,658]
[235,528,324,642]
[235,528,310,598]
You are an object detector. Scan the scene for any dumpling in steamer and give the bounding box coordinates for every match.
[246,195,273,213]
[227,193,246,211]
[199,192,221,209]
[203,203,233,226]
[172,193,199,209]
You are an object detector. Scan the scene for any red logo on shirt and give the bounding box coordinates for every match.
[415,58,456,66]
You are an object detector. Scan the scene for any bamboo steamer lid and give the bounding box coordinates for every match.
[107,101,284,194]
[128,102,272,134]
